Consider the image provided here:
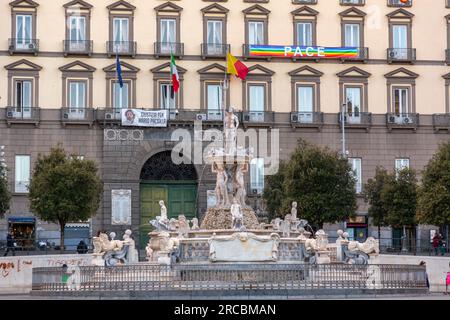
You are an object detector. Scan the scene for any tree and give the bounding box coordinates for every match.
[263,139,357,230]
[0,164,11,218]
[381,168,418,251]
[364,166,389,239]
[28,146,103,252]
[417,142,450,228]
[262,161,287,221]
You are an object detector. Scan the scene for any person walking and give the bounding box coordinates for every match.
[432,233,440,256]
[76,240,88,254]
[445,271,450,295]
[419,261,430,292]
[3,231,15,257]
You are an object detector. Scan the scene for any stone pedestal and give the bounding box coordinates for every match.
[200,206,260,230]
[315,250,331,264]
[91,253,105,266]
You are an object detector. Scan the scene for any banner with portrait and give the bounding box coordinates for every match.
[121,109,168,127]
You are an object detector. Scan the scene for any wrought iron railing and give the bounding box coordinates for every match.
[387,48,416,63]
[106,41,137,57]
[201,43,230,58]
[242,111,275,124]
[8,38,39,54]
[31,263,427,294]
[342,47,369,61]
[386,113,419,126]
[338,112,372,127]
[340,0,365,5]
[63,40,93,55]
[154,42,184,57]
[60,108,95,123]
[433,113,450,128]
[5,106,40,121]
[388,0,412,7]
[290,112,324,126]
[292,0,318,5]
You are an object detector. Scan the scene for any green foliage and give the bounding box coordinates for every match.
[0,164,11,217]
[262,161,287,221]
[417,142,450,226]
[263,139,357,229]
[382,168,418,228]
[28,146,103,247]
[364,167,389,229]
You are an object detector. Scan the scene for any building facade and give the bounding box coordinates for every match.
[1,0,449,250]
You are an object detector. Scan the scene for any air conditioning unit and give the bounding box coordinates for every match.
[291,114,299,122]
[28,43,36,50]
[403,116,412,124]
[6,111,14,118]
[244,114,251,122]
[388,116,396,124]
[105,112,114,120]
[196,113,207,121]
[389,50,397,59]
[63,113,69,119]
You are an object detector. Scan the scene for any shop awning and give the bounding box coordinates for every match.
[65,223,90,228]
[8,217,36,224]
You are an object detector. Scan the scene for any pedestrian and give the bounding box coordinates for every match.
[76,240,88,254]
[3,231,15,257]
[445,271,450,295]
[432,233,440,256]
[419,261,430,291]
[61,264,74,285]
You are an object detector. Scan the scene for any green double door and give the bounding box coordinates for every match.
[140,182,197,247]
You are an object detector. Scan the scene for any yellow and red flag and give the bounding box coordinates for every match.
[227,53,249,81]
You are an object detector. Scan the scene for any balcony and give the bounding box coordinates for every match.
[60,108,95,127]
[388,0,412,7]
[386,113,419,131]
[106,41,137,57]
[8,39,39,55]
[292,0,317,4]
[290,112,324,130]
[242,111,275,127]
[340,0,365,5]
[5,106,40,127]
[201,43,230,59]
[96,108,122,126]
[154,42,184,58]
[387,48,416,63]
[63,40,93,56]
[432,114,450,132]
[338,112,372,131]
[243,44,270,60]
[341,47,369,62]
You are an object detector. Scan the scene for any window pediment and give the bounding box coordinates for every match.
[107,0,136,12]
[197,63,227,75]
[59,61,96,73]
[151,62,187,74]
[442,73,450,80]
[386,8,414,19]
[201,3,229,15]
[5,59,42,71]
[154,1,183,13]
[291,6,319,17]
[63,0,92,9]
[384,67,419,79]
[337,67,371,78]
[247,64,275,76]
[9,0,39,8]
[289,66,323,77]
[103,61,140,73]
[339,7,366,18]
[242,4,271,16]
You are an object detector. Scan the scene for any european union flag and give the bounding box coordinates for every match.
[116,54,123,88]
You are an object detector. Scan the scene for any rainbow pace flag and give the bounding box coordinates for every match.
[249,45,360,59]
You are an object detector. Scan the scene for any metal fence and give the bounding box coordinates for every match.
[0,237,92,255]
[31,263,427,295]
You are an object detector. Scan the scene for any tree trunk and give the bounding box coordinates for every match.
[59,222,65,253]
[378,225,381,240]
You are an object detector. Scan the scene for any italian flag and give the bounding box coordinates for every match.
[170,54,180,93]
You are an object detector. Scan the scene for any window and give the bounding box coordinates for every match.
[393,87,409,115]
[113,82,129,114]
[395,158,409,171]
[68,81,86,119]
[16,14,32,49]
[14,80,32,118]
[206,20,223,55]
[249,85,265,111]
[113,17,130,53]
[344,23,360,47]
[15,155,30,193]
[160,83,176,109]
[345,87,362,123]
[160,18,176,54]
[349,158,362,194]
[250,158,264,192]
[392,24,408,59]
[297,85,314,123]
[206,83,223,116]
[296,22,313,46]
[248,21,264,45]
[68,16,86,51]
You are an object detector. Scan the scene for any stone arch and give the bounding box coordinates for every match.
[140,150,198,181]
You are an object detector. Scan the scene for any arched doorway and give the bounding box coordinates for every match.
[139,150,198,246]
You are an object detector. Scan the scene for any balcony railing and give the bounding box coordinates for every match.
[387,48,416,63]
[292,0,317,4]
[388,0,412,7]
[96,108,122,122]
[342,47,369,61]
[63,40,93,56]
[106,41,137,57]
[8,38,39,55]
[243,44,269,60]
[433,113,450,131]
[339,112,372,131]
[290,112,324,128]
[386,113,419,130]
[5,106,40,126]
[242,111,275,126]
[154,42,184,58]
[340,0,365,5]
[201,43,230,58]
[61,108,95,126]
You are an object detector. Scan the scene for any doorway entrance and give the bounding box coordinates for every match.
[139,151,198,247]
